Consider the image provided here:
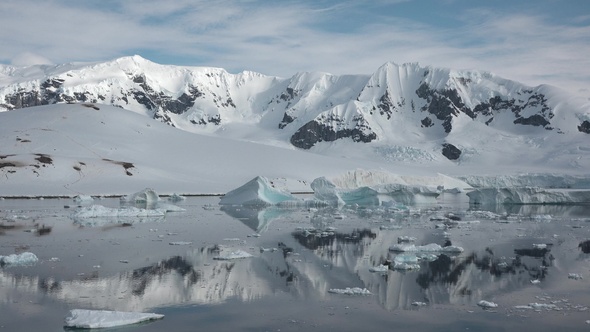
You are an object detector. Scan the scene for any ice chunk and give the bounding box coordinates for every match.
[168,193,186,202]
[389,243,464,253]
[213,249,253,260]
[369,264,389,273]
[467,187,590,205]
[64,309,164,329]
[477,300,498,308]
[568,273,583,280]
[310,177,345,206]
[0,252,38,267]
[71,205,166,226]
[328,287,371,295]
[120,188,160,207]
[73,205,166,218]
[73,195,94,203]
[219,176,300,207]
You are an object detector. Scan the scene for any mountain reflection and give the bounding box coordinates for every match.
[0,205,568,314]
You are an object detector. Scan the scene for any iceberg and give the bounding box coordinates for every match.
[73,195,94,203]
[64,309,164,329]
[467,187,590,205]
[311,176,441,206]
[71,205,166,226]
[0,252,38,267]
[219,176,300,206]
[120,188,160,208]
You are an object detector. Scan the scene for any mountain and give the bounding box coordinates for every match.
[1,55,589,174]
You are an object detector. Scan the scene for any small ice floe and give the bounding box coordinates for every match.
[169,241,192,246]
[328,287,371,295]
[514,303,558,310]
[0,252,38,267]
[64,309,164,329]
[389,243,464,253]
[411,301,427,307]
[369,264,389,273]
[568,273,583,280]
[213,250,253,260]
[477,300,498,309]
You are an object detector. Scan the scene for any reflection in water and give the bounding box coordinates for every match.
[220,206,291,233]
[0,203,585,317]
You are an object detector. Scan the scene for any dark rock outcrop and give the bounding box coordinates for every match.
[442,143,461,160]
[578,120,590,134]
[290,115,376,149]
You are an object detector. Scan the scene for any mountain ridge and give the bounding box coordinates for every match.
[1,55,589,171]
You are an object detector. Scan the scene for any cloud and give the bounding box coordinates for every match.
[0,0,588,96]
[10,52,53,67]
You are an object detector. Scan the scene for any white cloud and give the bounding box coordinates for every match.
[0,0,588,96]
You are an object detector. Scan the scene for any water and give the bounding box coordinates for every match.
[1,196,590,331]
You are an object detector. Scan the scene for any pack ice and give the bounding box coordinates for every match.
[219,176,300,206]
[64,309,164,329]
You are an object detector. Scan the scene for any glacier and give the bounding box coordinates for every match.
[467,187,590,205]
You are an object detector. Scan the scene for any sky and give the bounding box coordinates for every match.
[1,0,589,97]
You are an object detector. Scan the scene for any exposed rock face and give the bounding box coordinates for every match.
[441,143,461,160]
[579,120,590,134]
[0,56,585,152]
[290,115,377,149]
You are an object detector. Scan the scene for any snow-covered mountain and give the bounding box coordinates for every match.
[1,55,589,181]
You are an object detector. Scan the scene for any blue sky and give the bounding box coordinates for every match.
[1,0,589,96]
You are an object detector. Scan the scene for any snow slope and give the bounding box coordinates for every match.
[0,103,434,196]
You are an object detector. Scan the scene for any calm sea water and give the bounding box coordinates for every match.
[1,195,589,331]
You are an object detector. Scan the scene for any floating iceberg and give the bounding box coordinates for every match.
[168,193,186,202]
[328,287,372,295]
[73,205,166,218]
[120,188,160,208]
[389,243,464,253]
[71,205,166,226]
[64,309,164,329]
[73,195,94,203]
[0,252,38,267]
[219,176,300,206]
[467,187,590,205]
